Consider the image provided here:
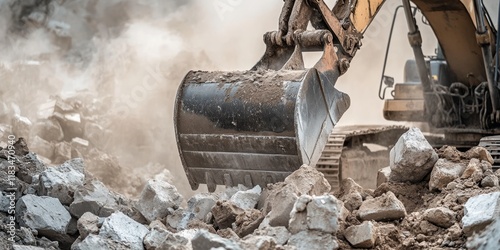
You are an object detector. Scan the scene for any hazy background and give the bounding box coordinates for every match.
[0,0,438,196]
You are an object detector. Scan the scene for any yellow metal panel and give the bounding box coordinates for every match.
[351,0,386,33]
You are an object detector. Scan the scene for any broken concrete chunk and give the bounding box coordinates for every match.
[438,146,463,162]
[77,212,99,240]
[31,118,64,142]
[423,207,456,228]
[135,179,183,223]
[358,191,406,221]
[284,165,331,195]
[344,221,377,248]
[71,138,89,154]
[38,158,85,205]
[464,147,494,165]
[186,193,217,222]
[12,246,45,250]
[466,218,500,250]
[253,226,291,245]
[71,234,130,250]
[241,235,277,250]
[234,209,265,237]
[191,230,242,250]
[211,200,244,229]
[30,136,54,159]
[143,226,189,250]
[481,174,499,187]
[230,185,261,210]
[16,195,71,240]
[262,184,298,227]
[429,159,466,191]
[462,192,500,236]
[287,230,339,250]
[69,180,119,218]
[290,195,342,234]
[99,212,149,250]
[389,127,438,183]
[16,152,47,184]
[462,158,484,183]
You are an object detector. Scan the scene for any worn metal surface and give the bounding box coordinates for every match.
[175,69,349,191]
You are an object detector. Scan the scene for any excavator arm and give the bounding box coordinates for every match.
[174,0,500,191]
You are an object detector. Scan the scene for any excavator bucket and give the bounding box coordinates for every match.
[175,68,350,191]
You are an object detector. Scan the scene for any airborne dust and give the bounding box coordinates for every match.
[0,0,436,197]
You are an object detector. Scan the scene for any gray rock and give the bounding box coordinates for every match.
[143,226,189,250]
[186,193,217,222]
[377,167,391,187]
[344,221,377,248]
[283,165,331,195]
[16,227,37,245]
[466,218,500,250]
[462,192,500,236]
[464,147,495,165]
[16,152,47,184]
[241,235,277,250]
[343,191,363,212]
[358,191,406,221]
[13,246,45,250]
[191,230,242,250]
[167,208,187,230]
[429,159,466,191]
[423,207,456,228]
[135,179,183,223]
[99,212,149,250]
[262,165,331,228]
[16,195,71,239]
[462,158,484,183]
[69,180,120,218]
[30,136,54,159]
[38,158,85,205]
[230,185,261,210]
[71,234,130,250]
[0,191,14,213]
[287,231,339,250]
[389,127,438,183]
[289,195,342,234]
[254,226,291,245]
[31,118,64,142]
[77,212,100,240]
[262,184,298,227]
[481,174,499,187]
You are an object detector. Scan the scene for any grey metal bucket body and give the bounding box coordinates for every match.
[175,68,350,191]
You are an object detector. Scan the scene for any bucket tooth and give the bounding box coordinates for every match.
[206,172,216,192]
[244,174,254,188]
[224,174,234,187]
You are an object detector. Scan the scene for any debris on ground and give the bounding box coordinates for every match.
[1,127,500,249]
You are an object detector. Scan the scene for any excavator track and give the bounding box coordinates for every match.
[479,135,500,170]
[316,125,409,190]
[316,133,347,189]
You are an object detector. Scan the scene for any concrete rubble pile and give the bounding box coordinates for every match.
[0,95,159,197]
[0,127,499,249]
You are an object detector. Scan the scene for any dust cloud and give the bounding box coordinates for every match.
[1,0,436,197]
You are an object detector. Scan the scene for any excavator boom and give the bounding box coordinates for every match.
[175,0,500,191]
